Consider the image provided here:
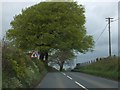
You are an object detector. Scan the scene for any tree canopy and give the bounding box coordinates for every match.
[7,2,94,64]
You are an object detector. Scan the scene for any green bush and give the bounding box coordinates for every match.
[3,77,23,88]
[2,45,47,88]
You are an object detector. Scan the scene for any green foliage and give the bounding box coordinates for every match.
[2,44,47,88]
[7,2,94,53]
[32,59,46,73]
[50,50,75,62]
[2,74,23,88]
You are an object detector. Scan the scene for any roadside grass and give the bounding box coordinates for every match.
[46,65,59,72]
[73,56,119,81]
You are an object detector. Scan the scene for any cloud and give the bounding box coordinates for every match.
[2,2,39,37]
[76,1,118,63]
[1,0,44,2]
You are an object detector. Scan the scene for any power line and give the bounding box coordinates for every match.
[95,17,119,43]
[95,24,108,43]
[111,18,120,22]
[94,17,119,41]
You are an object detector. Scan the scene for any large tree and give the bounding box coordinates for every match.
[7,2,94,65]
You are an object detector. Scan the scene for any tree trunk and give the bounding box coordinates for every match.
[60,64,63,71]
[45,52,48,65]
[40,52,44,61]
[39,51,49,67]
[59,61,64,71]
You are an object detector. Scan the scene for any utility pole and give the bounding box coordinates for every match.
[106,17,113,57]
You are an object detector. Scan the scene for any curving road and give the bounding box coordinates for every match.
[36,72,119,89]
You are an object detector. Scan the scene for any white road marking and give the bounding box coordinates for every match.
[75,81,88,90]
[62,72,66,76]
[61,72,87,89]
[67,75,72,80]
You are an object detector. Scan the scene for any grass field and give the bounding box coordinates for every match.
[73,56,119,81]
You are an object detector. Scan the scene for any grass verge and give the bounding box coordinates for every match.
[72,56,119,81]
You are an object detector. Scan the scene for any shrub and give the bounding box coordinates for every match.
[2,44,47,88]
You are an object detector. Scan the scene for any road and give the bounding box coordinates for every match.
[37,72,119,89]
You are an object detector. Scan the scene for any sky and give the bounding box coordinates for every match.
[0,0,119,64]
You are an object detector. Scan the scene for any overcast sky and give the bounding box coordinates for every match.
[0,0,119,63]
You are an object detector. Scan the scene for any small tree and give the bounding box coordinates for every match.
[49,50,75,71]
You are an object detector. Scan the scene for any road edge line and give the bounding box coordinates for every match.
[75,81,88,90]
[67,75,73,80]
[61,72,66,76]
